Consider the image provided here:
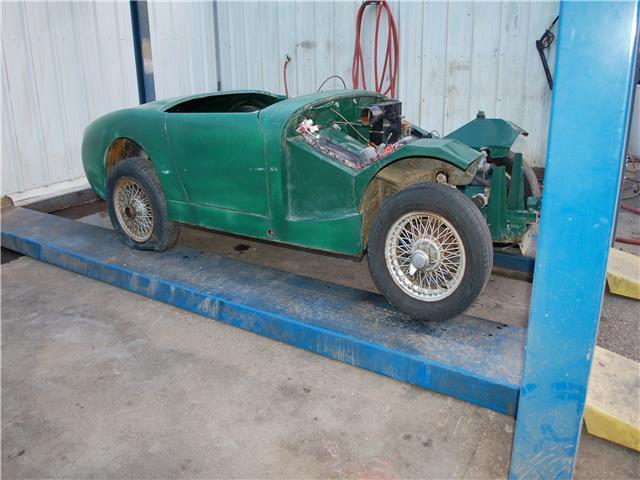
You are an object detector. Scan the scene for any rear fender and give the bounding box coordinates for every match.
[82,109,185,202]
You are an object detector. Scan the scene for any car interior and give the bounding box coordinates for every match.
[166,92,285,113]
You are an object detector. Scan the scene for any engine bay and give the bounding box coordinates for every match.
[293,97,431,169]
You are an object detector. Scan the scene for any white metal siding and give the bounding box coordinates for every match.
[2,1,559,202]
[147,1,219,99]
[1,1,138,199]
[213,1,558,166]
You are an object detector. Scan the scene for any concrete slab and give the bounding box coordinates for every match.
[2,257,638,479]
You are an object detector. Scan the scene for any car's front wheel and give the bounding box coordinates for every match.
[367,183,493,321]
[106,157,179,251]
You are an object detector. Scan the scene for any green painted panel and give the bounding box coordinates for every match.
[82,89,534,255]
[445,112,527,158]
[165,112,269,216]
[81,108,187,203]
[285,139,358,219]
[167,200,271,239]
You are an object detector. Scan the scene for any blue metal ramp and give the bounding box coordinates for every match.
[2,207,524,415]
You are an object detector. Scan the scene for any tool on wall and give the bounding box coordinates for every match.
[536,15,559,90]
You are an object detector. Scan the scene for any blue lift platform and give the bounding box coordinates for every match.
[1,2,638,478]
[1,206,524,416]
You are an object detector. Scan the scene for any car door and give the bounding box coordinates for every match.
[164,111,269,216]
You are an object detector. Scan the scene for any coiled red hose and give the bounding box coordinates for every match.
[352,0,399,98]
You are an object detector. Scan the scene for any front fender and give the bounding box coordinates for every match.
[354,137,482,194]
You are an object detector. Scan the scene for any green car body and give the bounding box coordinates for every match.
[82,89,533,255]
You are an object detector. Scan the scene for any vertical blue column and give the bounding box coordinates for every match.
[130,1,155,103]
[510,2,639,478]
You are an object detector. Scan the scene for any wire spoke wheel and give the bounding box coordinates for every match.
[113,177,155,242]
[384,212,466,302]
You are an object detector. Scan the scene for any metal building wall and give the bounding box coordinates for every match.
[1,1,138,200]
[213,1,559,167]
[2,0,559,202]
[147,1,219,99]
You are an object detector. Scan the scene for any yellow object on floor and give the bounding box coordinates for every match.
[606,248,640,300]
[585,346,640,452]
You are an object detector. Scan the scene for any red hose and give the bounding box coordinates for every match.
[352,0,399,98]
[615,203,640,244]
[621,203,640,215]
[615,237,640,245]
[283,56,291,98]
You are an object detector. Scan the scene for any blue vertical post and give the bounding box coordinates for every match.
[510,2,639,478]
[130,0,155,103]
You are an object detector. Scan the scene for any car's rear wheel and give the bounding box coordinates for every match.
[493,152,541,199]
[367,183,493,321]
[107,157,179,251]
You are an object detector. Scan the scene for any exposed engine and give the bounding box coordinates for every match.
[359,100,402,146]
[296,99,424,170]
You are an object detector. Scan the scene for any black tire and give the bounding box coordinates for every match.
[367,183,493,321]
[493,152,541,199]
[106,157,179,251]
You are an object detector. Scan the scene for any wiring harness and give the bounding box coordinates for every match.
[297,119,401,170]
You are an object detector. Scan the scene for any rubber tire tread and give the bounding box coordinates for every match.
[367,183,493,321]
[106,157,180,251]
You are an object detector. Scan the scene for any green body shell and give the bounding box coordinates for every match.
[445,111,528,158]
[82,90,529,255]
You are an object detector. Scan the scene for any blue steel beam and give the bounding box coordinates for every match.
[2,207,525,416]
[510,2,639,478]
[493,251,535,276]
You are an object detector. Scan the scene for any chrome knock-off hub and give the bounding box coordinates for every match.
[385,212,466,302]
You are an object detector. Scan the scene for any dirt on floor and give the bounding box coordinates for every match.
[2,256,639,479]
[1,188,638,478]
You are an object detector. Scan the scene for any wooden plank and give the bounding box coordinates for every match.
[585,346,640,452]
[607,248,640,300]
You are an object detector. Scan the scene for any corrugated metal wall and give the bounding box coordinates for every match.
[2,1,559,200]
[1,1,138,199]
[213,1,559,167]
[147,2,219,99]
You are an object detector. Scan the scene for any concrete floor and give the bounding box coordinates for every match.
[2,201,639,477]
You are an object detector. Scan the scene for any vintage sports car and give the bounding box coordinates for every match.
[83,90,540,321]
